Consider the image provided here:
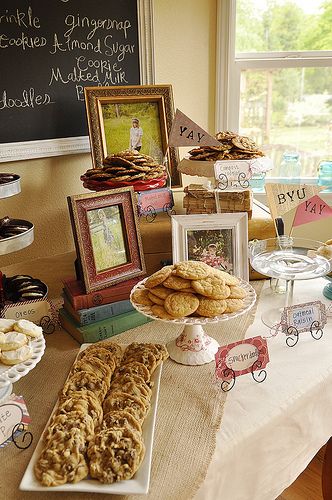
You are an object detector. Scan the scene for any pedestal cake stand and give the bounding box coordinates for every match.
[130,278,256,365]
[249,236,332,328]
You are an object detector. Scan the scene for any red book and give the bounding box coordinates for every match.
[63,276,141,311]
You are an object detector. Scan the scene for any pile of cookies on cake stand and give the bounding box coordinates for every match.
[131,261,256,365]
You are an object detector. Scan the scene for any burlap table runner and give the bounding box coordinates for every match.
[1,281,263,500]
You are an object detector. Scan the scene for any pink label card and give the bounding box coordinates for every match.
[215,336,269,380]
[137,188,174,216]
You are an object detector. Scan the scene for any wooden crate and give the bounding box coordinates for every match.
[183,184,253,218]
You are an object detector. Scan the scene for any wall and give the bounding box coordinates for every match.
[0,0,217,267]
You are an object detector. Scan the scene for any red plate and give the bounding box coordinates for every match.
[81,174,167,192]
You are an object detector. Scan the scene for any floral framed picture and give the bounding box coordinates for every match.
[84,84,181,187]
[171,213,249,280]
[67,187,146,293]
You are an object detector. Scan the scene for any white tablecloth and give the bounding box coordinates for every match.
[195,277,332,500]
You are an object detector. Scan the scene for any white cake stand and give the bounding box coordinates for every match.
[0,336,46,403]
[130,278,257,366]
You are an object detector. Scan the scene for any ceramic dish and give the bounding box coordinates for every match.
[20,344,162,495]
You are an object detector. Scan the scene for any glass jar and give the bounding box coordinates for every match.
[318,161,332,192]
[279,152,301,182]
[249,172,266,191]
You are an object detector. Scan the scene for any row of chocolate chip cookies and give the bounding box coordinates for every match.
[89,342,168,484]
[188,130,264,161]
[34,341,168,486]
[82,149,166,183]
[131,261,248,319]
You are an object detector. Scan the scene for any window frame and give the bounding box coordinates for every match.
[216,0,332,188]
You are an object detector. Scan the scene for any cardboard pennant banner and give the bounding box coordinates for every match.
[265,183,324,220]
[292,194,332,227]
[168,109,221,148]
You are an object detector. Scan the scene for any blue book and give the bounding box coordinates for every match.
[59,307,152,344]
[63,293,135,326]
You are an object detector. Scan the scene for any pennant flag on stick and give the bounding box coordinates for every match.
[265,183,324,220]
[168,109,221,148]
[292,194,332,227]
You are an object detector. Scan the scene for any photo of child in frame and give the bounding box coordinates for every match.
[87,206,128,273]
[187,229,234,273]
[129,117,143,151]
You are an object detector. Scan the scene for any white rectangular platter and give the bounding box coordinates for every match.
[20,343,162,495]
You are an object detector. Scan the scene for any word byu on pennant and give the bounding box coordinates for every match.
[214,336,269,392]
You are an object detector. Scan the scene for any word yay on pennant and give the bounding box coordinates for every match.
[279,300,326,347]
[292,194,332,227]
[215,336,269,392]
[168,109,221,147]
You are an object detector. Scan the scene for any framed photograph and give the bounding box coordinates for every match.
[84,85,181,187]
[171,213,249,280]
[67,187,146,293]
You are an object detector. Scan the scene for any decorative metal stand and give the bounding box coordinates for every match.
[40,315,56,335]
[216,172,250,191]
[139,202,176,223]
[11,423,33,450]
[285,320,324,348]
[217,353,268,393]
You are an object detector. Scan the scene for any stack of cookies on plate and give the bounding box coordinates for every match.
[188,131,264,161]
[82,149,166,183]
[0,318,43,366]
[131,261,248,319]
[34,341,168,487]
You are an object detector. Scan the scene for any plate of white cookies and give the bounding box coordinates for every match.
[0,318,45,391]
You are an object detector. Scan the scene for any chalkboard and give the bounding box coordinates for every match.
[0,0,154,161]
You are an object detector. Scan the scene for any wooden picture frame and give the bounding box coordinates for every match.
[67,187,146,293]
[171,213,249,280]
[84,84,181,187]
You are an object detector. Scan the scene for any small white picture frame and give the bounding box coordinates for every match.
[171,213,249,280]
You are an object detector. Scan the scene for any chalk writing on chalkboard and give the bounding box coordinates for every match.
[0,0,154,162]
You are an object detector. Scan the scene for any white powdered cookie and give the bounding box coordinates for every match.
[0,331,28,351]
[0,319,17,333]
[0,345,33,365]
[14,319,43,338]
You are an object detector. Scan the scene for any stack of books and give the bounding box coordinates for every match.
[59,276,152,344]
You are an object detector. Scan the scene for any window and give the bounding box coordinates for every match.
[216,0,332,182]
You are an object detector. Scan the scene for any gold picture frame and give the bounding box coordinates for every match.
[84,85,181,187]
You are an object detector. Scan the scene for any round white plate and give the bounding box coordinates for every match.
[0,335,46,389]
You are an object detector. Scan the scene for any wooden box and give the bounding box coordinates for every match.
[183,184,253,218]
[138,201,276,279]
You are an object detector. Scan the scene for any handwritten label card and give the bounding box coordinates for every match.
[280,300,327,334]
[0,395,31,448]
[137,188,174,216]
[1,299,58,333]
[214,160,252,191]
[215,336,269,380]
